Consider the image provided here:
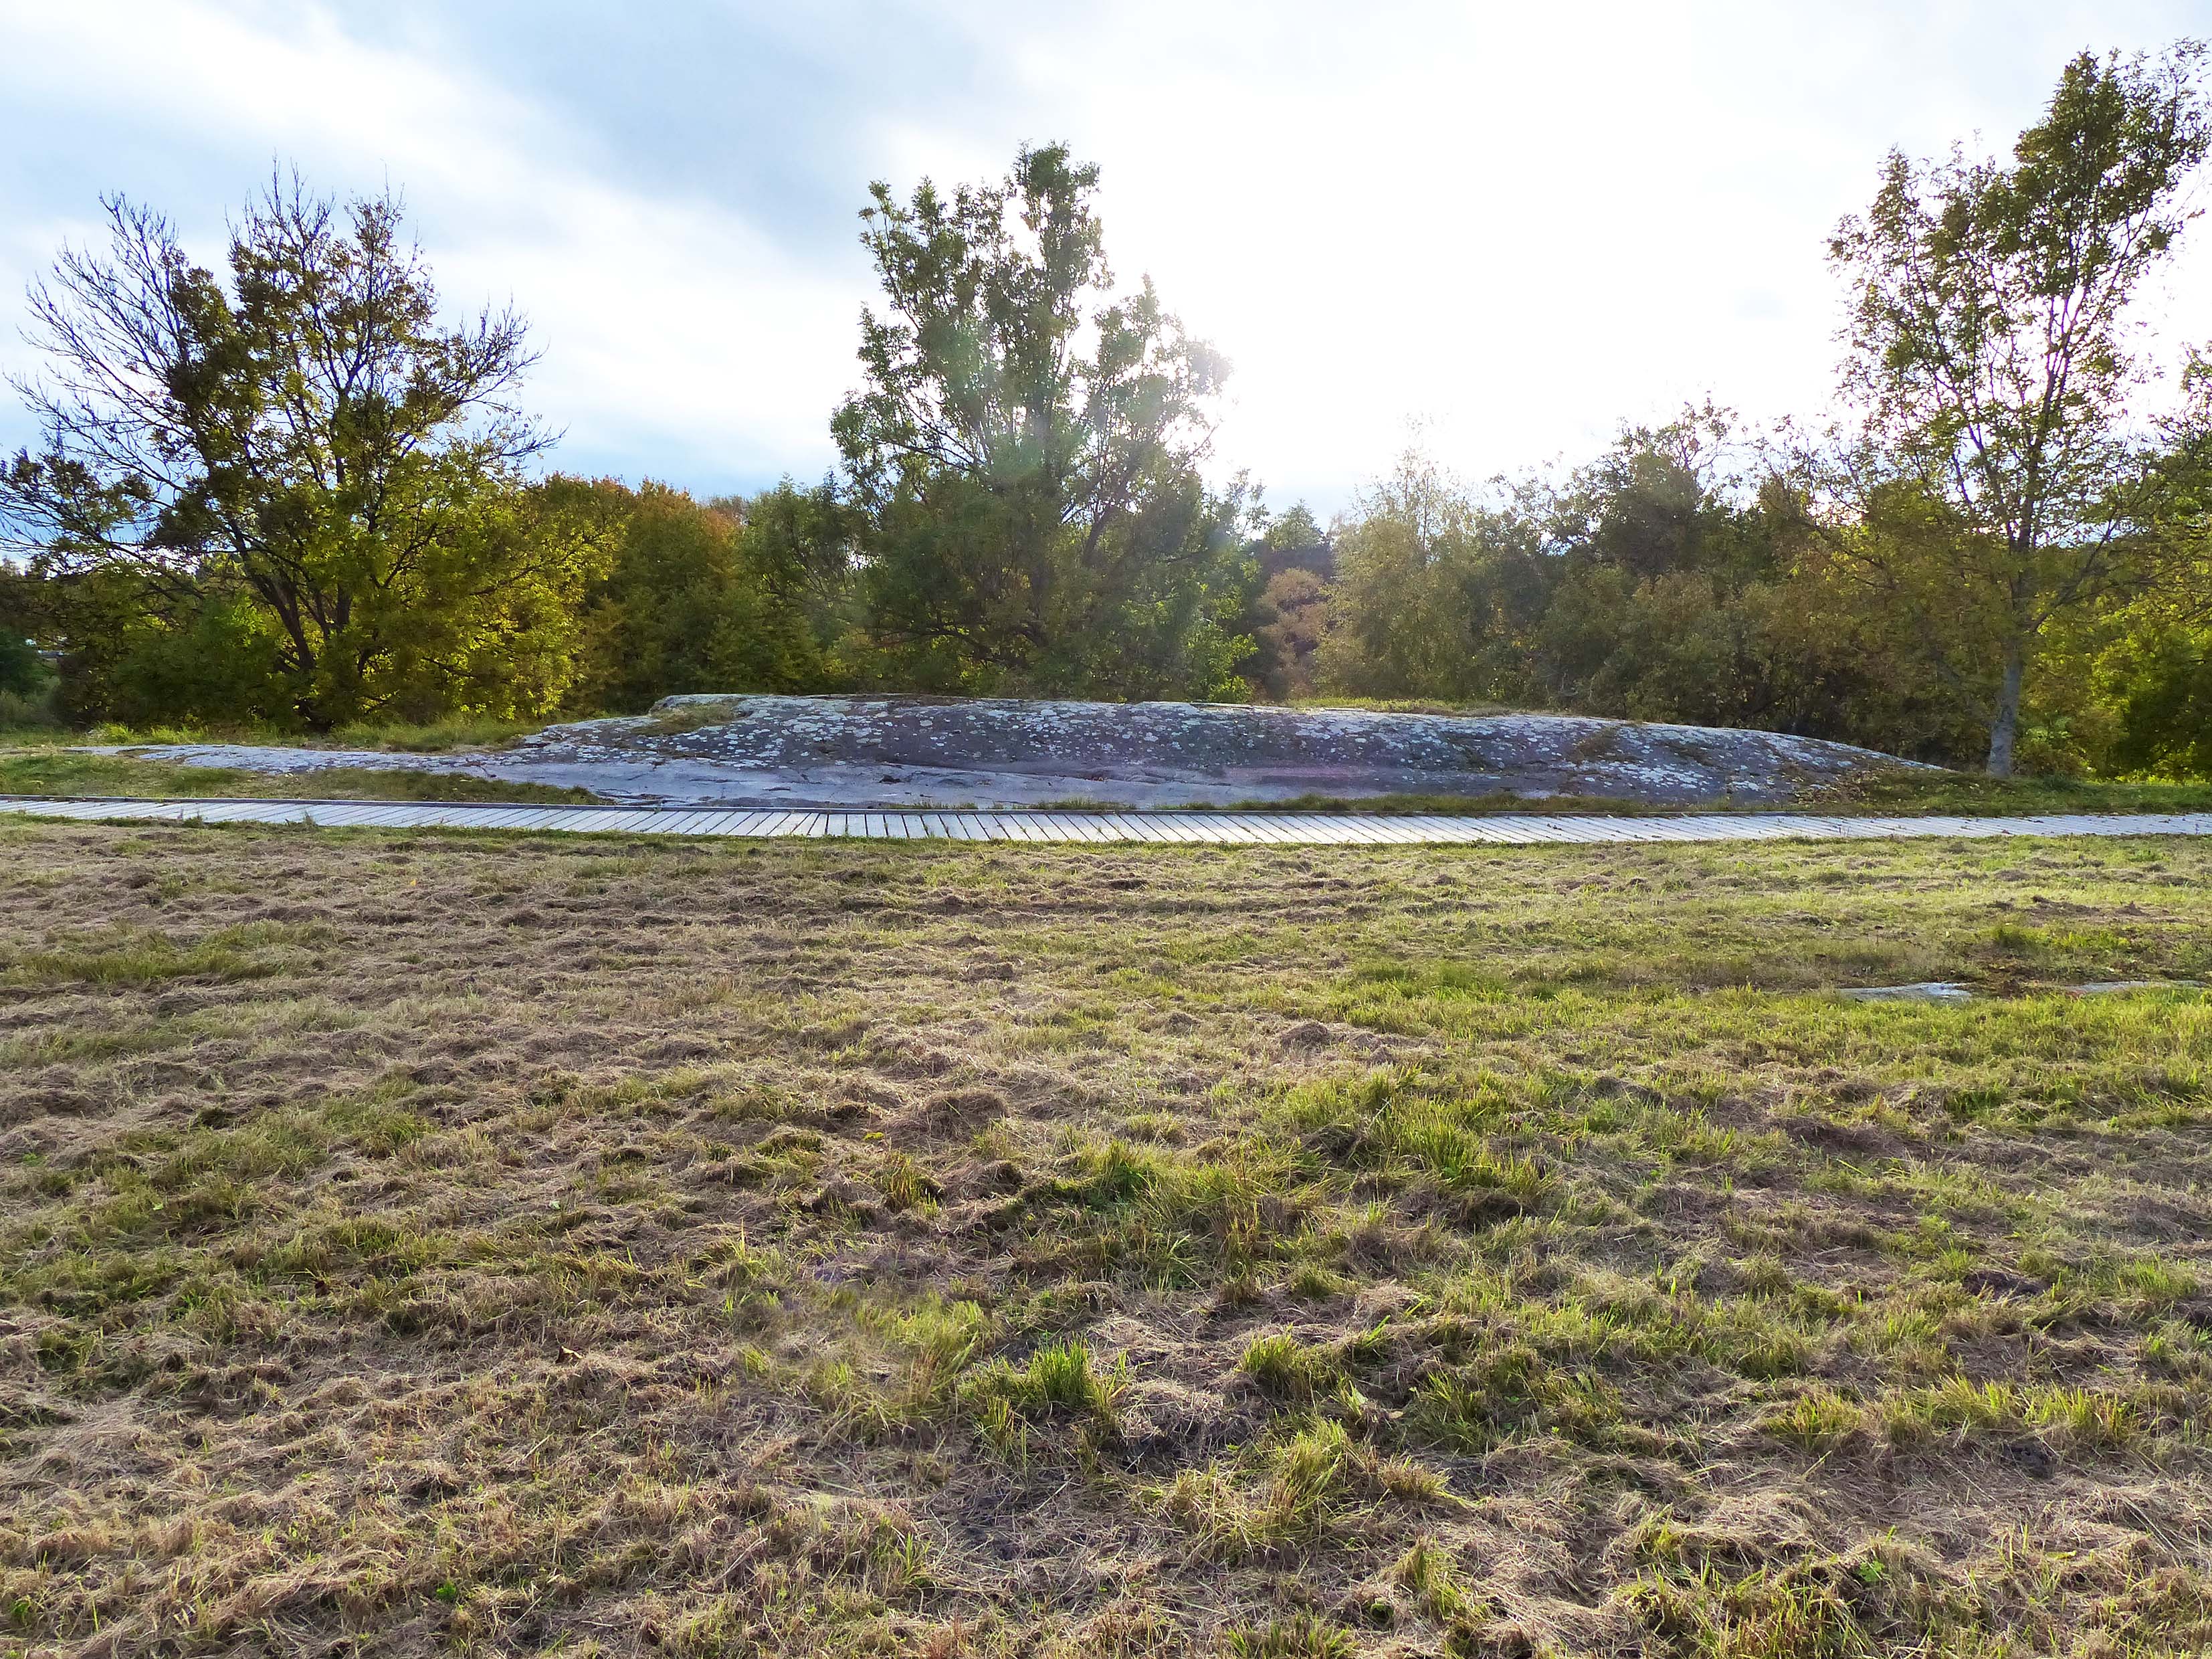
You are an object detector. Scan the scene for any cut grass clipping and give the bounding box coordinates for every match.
[1,817,2210,1654]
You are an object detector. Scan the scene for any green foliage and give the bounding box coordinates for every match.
[1316,448,1550,704]
[1315,415,1988,761]
[1221,1612,1355,1658]
[833,143,1255,698]
[2109,623,2212,777]
[1238,1331,1346,1405]
[1245,566,1328,699]
[0,628,43,700]
[964,1337,1127,1422]
[1,175,594,730]
[557,477,847,711]
[1818,43,2212,774]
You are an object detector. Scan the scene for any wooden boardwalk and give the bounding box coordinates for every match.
[5,795,2211,846]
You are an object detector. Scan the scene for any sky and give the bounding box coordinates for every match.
[3,0,2209,516]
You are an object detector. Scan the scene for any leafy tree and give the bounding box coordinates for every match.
[0,174,592,728]
[1316,419,1991,757]
[833,143,1252,698]
[1260,502,1326,561]
[1310,450,1547,707]
[1231,501,1331,698]
[2098,351,2212,773]
[1247,567,1330,700]
[1821,43,2211,774]
[0,563,49,700]
[561,478,851,712]
[737,476,863,672]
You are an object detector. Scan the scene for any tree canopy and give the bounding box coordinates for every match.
[832,143,1253,698]
[1818,43,2211,773]
[1,176,587,729]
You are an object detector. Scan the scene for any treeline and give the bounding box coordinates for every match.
[4,45,2211,776]
[1278,404,2212,777]
[0,149,1255,733]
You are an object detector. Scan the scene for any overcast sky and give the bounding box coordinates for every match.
[3,0,2209,515]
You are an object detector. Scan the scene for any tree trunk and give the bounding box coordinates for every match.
[1985,640,2026,777]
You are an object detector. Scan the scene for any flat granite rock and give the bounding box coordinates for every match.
[86,694,1930,809]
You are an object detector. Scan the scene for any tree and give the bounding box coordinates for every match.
[0,578,47,707]
[2097,348,2212,774]
[560,478,851,712]
[0,173,587,728]
[832,143,1251,698]
[1316,417,1989,757]
[1823,43,2211,774]
[1247,567,1330,699]
[1316,450,1551,704]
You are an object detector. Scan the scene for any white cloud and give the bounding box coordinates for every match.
[0,0,859,484]
[3,0,2208,508]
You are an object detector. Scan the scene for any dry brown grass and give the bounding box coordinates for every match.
[2,819,2210,1656]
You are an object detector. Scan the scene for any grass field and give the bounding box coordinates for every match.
[3,821,2211,1656]
[0,749,598,806]
[1248,775,2212,819]
[0,716,550,754]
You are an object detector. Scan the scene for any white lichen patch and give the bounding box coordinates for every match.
[82,696,1927,809]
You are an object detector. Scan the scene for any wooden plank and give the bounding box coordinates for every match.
[338,804,425,828]
[177,800,281,823]
[1193,815,1260,844]
[120,801,215,822]
[1482,816,1557,843]
[1119,812,1174,842]
[1331,814,1413,844]
[5,800,101,819]
[22,796,2212,850]
[1392,815,1476,842]
[552,809,643,834]
[492,808,570,831]
[1129,813,1193,843]
[1276,815,1348,844]
[456,806,555,830]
